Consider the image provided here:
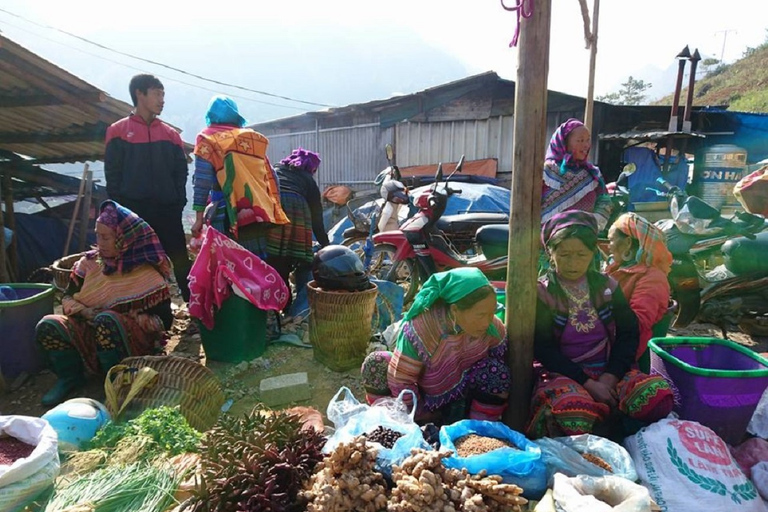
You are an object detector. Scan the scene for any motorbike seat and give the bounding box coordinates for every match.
[658,220,716,255]
[435,213,509,234]
[723,231,768,275]
[476,224,510,260]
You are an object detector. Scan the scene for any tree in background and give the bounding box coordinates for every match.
[597,76,652,105]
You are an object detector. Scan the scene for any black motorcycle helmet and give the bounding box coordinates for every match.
[311,245,371,292]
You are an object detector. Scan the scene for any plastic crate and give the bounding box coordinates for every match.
[649,337,768,445]
[0,283,54,377]
[197,295,267,363]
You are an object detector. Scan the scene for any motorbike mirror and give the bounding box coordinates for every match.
[385,143,394,164]
[446,155,465,181]
[435,162,443,183]
[622,162,637,175]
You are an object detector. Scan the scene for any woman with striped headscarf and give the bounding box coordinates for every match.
[606,212,673,372]
[541,119,612,230]
[35,200,173,405]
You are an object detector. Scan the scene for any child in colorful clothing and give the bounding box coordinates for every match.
[527,210,673,438]
[606,213,673,372]
[361,267,511,424]
[35,201,173,406]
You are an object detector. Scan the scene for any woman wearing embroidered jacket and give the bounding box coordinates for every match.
[266,148,330,313]
[361,267,511,424]
[606,213,673,372]
[526,210,673,438]
[35,201,173,405]
[191,95,288,258]
[541,119,612,231]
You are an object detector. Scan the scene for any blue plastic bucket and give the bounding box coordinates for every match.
[0,283,54,377]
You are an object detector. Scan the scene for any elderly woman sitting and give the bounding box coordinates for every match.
[361,267,511,424]
[606,212,673,372]
[527,210,673,438]
[36,200,173,405]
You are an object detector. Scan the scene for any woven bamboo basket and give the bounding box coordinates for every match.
[307,280,378,372]
[51,252,87,291]
[105,355,225,431]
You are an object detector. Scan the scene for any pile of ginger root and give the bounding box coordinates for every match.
[302,436,528,512]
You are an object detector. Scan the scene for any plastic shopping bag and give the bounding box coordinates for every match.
[537,434,637,484]
[323,389,431,476]
[326,386,369,431]
[439,419,547,499]
[552,473,651,512]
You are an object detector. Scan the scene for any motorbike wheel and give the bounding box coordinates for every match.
[369,243,419,305]
[341,235,368,261]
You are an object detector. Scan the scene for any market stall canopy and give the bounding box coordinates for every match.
[0,34,190,164]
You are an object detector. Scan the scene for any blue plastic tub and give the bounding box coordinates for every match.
[0,283,54,377]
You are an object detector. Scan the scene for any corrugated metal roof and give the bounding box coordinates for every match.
[0,34,189,164]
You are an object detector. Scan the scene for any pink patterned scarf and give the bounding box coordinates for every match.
[188,227,289,329]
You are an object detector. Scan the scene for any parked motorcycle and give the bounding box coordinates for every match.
[370,156,510,303]
[651,177,768,333]
[341,145,509,255]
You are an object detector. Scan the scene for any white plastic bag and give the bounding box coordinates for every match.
[752,461,768,501]
[748,387,768,439]
[0,416,60,511]
[624,418,767,512]
[538,434,637,483]
[323,389,430,475]
[326,386,369,430]
[552,473,651,512]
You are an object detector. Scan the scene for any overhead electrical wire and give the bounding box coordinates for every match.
[0,18,310,111]
[0,6,335,109]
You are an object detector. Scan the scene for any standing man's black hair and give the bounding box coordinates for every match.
[129,74,164,106]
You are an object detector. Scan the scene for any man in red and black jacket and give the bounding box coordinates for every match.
[104,74,191,301]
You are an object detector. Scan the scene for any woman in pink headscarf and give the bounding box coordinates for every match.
[541,119,612,231]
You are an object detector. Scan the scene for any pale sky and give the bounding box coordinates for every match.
[0,1,765,120]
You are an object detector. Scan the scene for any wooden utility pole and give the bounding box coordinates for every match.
[583,0,600,131]
[504,0,552,430]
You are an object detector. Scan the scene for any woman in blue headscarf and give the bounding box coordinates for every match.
[191,95,286,257]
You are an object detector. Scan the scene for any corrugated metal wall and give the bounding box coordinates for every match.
[263,123,394,190]
[394,117,515,173]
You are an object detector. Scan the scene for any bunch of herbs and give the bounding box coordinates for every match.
[184,405,326,512]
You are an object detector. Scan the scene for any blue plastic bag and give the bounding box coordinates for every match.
[537,434,637,484]
[370,279,404,333]
[323,389,431,476]
[439,419,547,499]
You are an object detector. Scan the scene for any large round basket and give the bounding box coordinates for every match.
[51,252,87,291]
[104,355,225,431]
[307,280,378,372]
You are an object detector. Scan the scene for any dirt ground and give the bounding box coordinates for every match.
[0,297,367,422]
[2,296,767,422]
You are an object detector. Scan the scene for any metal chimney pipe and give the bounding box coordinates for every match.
[669,45,691,132]
[682,48,702,133]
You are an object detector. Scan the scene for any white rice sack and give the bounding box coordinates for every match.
[624,418,767,512]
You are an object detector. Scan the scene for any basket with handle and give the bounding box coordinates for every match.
[307,280,378,372]
[104,355,225,431]
[50,252,87,291]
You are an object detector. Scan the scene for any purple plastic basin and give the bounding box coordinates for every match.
[650,337,768,446]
